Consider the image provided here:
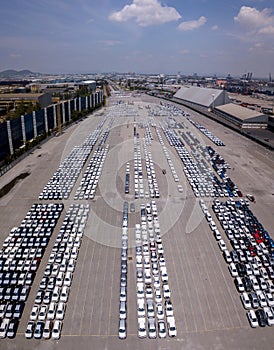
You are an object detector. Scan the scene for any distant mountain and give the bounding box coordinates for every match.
[0,69,39,78]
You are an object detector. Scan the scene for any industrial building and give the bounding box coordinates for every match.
[215,103,269,129]
[172,85,270,130]
[29,80,96,94]
[0,93,52,114]
[173,85,230,109]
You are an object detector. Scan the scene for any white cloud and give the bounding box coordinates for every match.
[211,25,218,31]
[178,16,207,32]
[10,53,22,58]
[181,49,190,55]
[234,6,274,36]
[109,0,181,27]
[97,40,122,46]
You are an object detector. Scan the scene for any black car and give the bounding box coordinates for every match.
[256,309,267,327]
[236,263,246,277]
[230,250,239,263]
[242,276,252,292]
[34,321,44,339]
[6,319,19,338]
[249,292,259,309]
[5,303,15,318]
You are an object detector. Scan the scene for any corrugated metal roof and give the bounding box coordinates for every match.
[216,103,265,121]
[0,93,45,100]
[173,86,225,107]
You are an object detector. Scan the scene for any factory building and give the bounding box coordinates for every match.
[215,104,269,129]
[0,93,51,114]
[173,85,230,109]
[173,85,269,129]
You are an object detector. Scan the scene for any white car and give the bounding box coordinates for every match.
[266,280,274,293]
[155,289,162,303]
[119,301,127,320]
[158,320,167,338]
[30,304,40,321]
[241,292,252,309]
[137,298,145,317]
[43,320,52,339]
[147,299,155,318]
[25,321,35,339]
[136,282,144,299]
[52,286,61,303]
[156,303,164,320]
[67,259,75,272]
[245,263,253,276]
[163,284,171,299]
[218,239,227,252]
[60,286,69,303]
[0,318,9,338]
[118,319,126,339]
[223,249,232,263]
[38,304,48,321]
[257,290,268,308]
[157,244,164,255]
[265,291,274,307]
[165,300,174,316]
[145,286,153,299]
[137,317,147,338]
[148,318,157,339]
[56,302,66,320]
[214,230,222,241]
[167,316,177,337]
[228,263,238,277]
[250,276,260,291]
[235,277,245,292]
[63,271,72,287]
[47,302,56,320]
[52,320,62,340]
[160,267,168,283]
[263,307,274,326]
[247,310,258,328]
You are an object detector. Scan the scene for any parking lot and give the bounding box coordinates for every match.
[0,93,274,350]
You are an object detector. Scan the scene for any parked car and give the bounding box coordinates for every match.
[52,320,62,340]
[247,310,258,328]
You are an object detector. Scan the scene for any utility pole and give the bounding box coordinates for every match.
[57,103,62,134]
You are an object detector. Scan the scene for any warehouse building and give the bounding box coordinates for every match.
[215,103,269,129]
[172,85,269,130]
[173,85,230,109]
[0,93,52,113]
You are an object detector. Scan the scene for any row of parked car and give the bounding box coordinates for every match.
[118,202,129,339]
[74,145,109,200]
[144,125,153,146]
[148,103,188,119]
[204,146,240,197]
[133,134,145,199]
[125,162,130,194]
[155,128,181,187]
[202,198,274,327]
[39,117,108,200]
[0,203,63,338]
[187,118,225,146]
[135,202,177,338]
[25,203,90,339]
[163,127,229,198]
[142,140,160,199]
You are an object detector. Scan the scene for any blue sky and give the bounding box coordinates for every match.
[0,0,273,77]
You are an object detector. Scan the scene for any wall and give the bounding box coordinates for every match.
[0,90,103,162]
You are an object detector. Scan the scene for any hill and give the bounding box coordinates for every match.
[0,69,39,78]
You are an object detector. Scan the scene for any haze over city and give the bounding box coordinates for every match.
[0,0,274,77]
